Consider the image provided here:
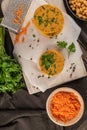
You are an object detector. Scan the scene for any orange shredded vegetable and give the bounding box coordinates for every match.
[22,36,25,43]
[14,21,30,44]
[50,91,81,123]
[13,4,24,25]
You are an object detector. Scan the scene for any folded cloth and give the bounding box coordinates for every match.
[0,110,64,130]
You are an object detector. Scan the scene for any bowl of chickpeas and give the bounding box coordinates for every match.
[65,0,87,21]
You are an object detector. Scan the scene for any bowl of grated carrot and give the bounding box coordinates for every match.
[46,87,84,126]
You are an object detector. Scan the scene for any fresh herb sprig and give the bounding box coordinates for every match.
[57,41,76,57]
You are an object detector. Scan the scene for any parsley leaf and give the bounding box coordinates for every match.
[57,41,67,48]
[41,54,55,70]
[67,43,76,57]
[68,43,76,53]
[38,16,43,25]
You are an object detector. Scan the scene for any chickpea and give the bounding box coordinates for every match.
[82,6,86,11]
[77,14,82,18]
[84,10,87,14]
[76,2,81,7]
[85,2,87,6]
[82,15,87,19]
[72,7,76,11]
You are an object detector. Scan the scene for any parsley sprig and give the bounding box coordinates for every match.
[57,41,76,57]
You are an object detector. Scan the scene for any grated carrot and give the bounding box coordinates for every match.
[50,91,81,123]
[22,36,25,43]
[14,21,30,44]
[13,4,24,25]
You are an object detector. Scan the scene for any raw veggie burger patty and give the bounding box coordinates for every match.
[39,50,64,76]
[33,4,64,37]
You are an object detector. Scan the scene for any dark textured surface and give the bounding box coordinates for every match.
[0,0,87,130]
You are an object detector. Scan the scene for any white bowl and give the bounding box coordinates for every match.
[46,87,84,126]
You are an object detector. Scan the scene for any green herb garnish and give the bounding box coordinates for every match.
[37,75,41,78]
[57,41,67,48]
[41,6,45,10]
[51,18,55,22]
[68,43,76,54]
[57,41,76,57]
[0,19,24,93]
[46,9,49,13]
[38,16,43,25]
[0,56,24,93]
[54,64,56,69]
[48,76,51,79]
[44,18,49,27]
[50,8,55,13]
[41,53,55,70]
[32,34,36,37]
